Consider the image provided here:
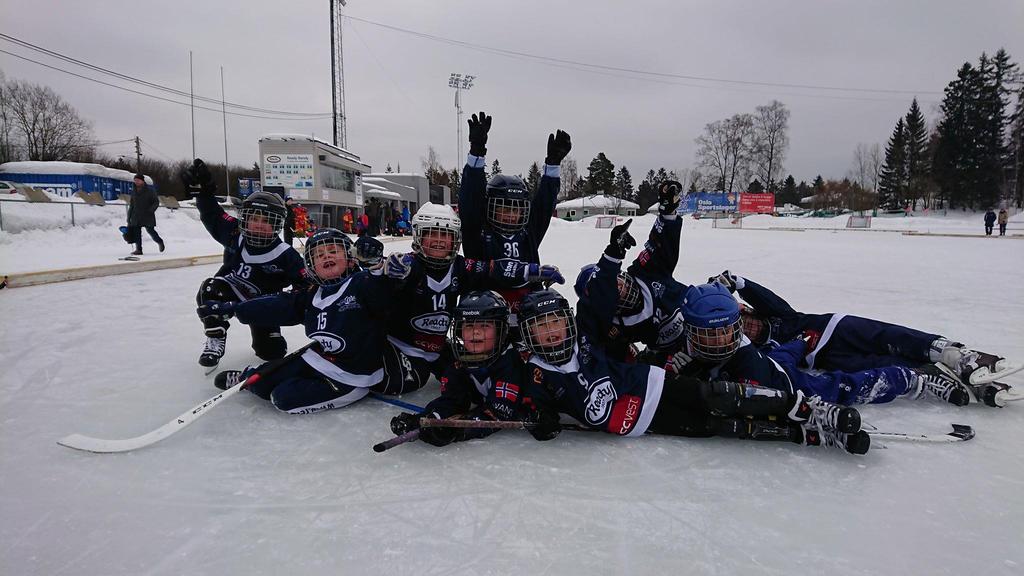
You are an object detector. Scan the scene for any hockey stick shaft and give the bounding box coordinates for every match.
[57,343,315,453]
[373,429,420,453]
[367,392,426,413]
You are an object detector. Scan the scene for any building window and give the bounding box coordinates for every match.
[583,209,589,216]
[569,210,576,218]
[320,163,354,192]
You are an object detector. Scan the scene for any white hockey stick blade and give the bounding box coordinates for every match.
[864,423,974,444]
[970,362,1023,385]
[57,383,243,453]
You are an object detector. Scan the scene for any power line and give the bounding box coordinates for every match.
[0,49,334,121]
[343,14,943,97]
[0,33,332,117]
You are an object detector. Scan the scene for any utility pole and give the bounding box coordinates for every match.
[189,50,196,159]
[134,136,142,173]
[221,66,230,196]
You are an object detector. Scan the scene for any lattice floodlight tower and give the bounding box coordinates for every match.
[330,0,348,149]
[449,73,476,162]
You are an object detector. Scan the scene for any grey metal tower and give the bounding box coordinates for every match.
[330,0,348,149]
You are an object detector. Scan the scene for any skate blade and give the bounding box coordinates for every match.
[969,362,1023,385]
[203,363,219,376]
[993,385,1023,405]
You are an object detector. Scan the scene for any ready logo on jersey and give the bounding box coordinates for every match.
[411,312,451,334]
[584,377,617,426]
[656,309,685,347]
[311,332,346,353]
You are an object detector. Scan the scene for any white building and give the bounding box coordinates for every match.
[556,194,640,221]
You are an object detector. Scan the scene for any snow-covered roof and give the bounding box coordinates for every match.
[0,161,154,185]
[556,194,640,210]
[364,188,402,200]
[259,133,367,166]
[363,176,416,191]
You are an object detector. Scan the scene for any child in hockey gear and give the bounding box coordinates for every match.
[186,159,307,371]
[380,203,566,396]
[573,195,691,361]
[518,253,868,454]
[389,291,558,446]
[202,228,411,414]
[711,271,1020,397]
[458,111,568,311]
[678,283,972,408]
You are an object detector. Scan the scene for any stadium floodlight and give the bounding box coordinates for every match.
[449,72,476,163]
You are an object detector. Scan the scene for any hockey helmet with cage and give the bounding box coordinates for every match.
[519,289,577,365]
[240,191,287,247]
[450,290,510,369]
[681,283,742,361]
[485,174,531,235]
[304,228,356,286]
[411,202,462,270]
[573,263,643,316]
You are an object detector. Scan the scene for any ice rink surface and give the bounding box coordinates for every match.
[2,215,1023,575]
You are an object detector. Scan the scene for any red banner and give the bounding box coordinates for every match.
[739,193,775,214]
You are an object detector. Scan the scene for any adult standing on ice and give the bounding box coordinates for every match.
[997,208,1008,236]
[126,173,163,255]
[984,209,996,235]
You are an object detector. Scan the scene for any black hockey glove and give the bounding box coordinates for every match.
[181,158,215,196]
[604,218,636,260]
[708,270,743,293]
[418,425,459,447]
[390,412,423,436]
[354,236,385,269]
[545,129,572,166]
[197,300,236,321]
[467,111,491,157]
[527,409,561,441]
[657,180,683,215]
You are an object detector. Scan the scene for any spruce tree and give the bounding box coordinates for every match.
[491,159,502,175]
[878,119,908,210]
[585,153,616,194]
[526,162,541,193]
[778,175,797,206]
[614,166,634,201]
[904,99,929,209]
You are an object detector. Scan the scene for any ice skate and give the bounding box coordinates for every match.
[911,363,971,406]
[940,345,1022,386]
[797,425,870,455]
[199,333,227,374]
[788,390,861,433]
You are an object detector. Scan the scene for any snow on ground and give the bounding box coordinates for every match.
[1,212,1023,575]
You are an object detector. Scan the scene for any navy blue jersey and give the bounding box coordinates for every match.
[735,277,829,344]
[197,194,306,299]
[234,270,397,387]
[528,255,665,436]
[679,339,795,394]
[424,347,534,423]
[388,255,552,362]
[459,155,560,307]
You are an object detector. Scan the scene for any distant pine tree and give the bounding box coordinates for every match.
[878,119,908,210]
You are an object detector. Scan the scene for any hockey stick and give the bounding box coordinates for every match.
[862,423,974,443]
[366,392,425,413]
[57,343,315,453]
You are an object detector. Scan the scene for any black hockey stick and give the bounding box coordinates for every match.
[57,343,315,453]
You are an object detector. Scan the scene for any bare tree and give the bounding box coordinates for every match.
[751,101,790,191]
[4,78,94,161]
[559,156,579,200]
[850,143,873,190]
[696,113,754,193]
[868,143,883,193]
[420,146,449,186]
[0,71,21,163]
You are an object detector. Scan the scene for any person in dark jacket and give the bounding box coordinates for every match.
[283,197,296,247]
[984,209,997,235]
[127,173,163,255]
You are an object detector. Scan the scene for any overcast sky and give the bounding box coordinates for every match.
[1,0,1022,184]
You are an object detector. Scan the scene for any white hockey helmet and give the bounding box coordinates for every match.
[411,202,462,269]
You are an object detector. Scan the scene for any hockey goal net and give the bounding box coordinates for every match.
[712,215,743,229]
[846,215,872,229]
[594,215,618,229]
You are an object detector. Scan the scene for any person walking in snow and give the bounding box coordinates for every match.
[126,173,163,255]
[997,208,1008,236]
[984,209,997,235]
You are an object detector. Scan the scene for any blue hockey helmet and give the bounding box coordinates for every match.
[681,283,742,361]
[485,174,530,234]
[519,289,577,365]
[573,263,643,316]
[304,228,356,286]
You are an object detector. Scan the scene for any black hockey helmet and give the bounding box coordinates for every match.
[519,288,577,365]
[240,191,287,247]
[573,263,643,316]
[450,290,510,368]
[304,228,356,286]
[485,174,531,234]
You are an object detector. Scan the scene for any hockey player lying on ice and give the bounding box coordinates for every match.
[710,271,1020,406]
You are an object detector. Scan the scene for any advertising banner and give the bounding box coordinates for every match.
[263,154,314,189]
[683,192,738,212]
[739,193,775,214]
